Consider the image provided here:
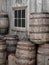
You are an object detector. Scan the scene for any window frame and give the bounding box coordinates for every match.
[13,6,27,31]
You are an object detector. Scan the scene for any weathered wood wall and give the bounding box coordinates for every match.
[6,0,30,39]
[30,0,49,13]
[0,0,7,12]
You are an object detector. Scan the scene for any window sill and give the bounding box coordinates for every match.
[12,27,26,32]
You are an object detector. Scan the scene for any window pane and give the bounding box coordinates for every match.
[18,19,21,27]
[15,10,17,18]
[22,10,25,18]
[15,19,17,27]
[22,19,25,27]
[18,10,21,18]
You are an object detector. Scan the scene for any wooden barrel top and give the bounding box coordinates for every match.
[30,13,49,19]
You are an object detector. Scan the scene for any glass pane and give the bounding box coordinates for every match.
[22,19,25,27]
[22,10,25,18]
[15,19,17,27]
[18,19,21,27]
[18,10,21,18]
[15,10,17,18]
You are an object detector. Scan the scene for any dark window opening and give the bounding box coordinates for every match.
[14,9,25,27]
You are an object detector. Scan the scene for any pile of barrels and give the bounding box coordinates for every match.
[0,12,49,65]
[0,35,49,65]
[29,13,49,65]
[0,35,18,65]
[8,38,49,65]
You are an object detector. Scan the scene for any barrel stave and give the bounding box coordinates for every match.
[29,13,49,43]
[16,41,36,65]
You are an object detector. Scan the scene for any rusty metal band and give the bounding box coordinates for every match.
[0,49,6,52]
[39,44,49,47]
[31,13,49,14]
[17,44,35,47]
[7,44,16,46]
[38,47,49,49]
[29,25,49,27]
[30,39,41,40]
[16,47,35,51]
[6,39,17,40]
[0,63,6,65]
[0,43,6,45]
[0,26,8,30]
[0,40,6,42]
[30,31,49,33]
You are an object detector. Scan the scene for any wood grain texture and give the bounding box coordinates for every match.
[16,41,36,65]
[29,14,49,43]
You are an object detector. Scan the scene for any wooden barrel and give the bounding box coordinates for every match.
[0,37,6,65]
[29,13,49,43]
[37,43,49,65]
[15,40,36,65]
[0,13,9,35]
[6,35,17,55]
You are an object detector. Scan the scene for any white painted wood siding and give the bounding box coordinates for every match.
[0,0,7,12]
[30,0,49,13]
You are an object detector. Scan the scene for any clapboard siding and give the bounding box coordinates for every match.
[30,0,49,13]
[0,0,7,12]
[6,0,30,39]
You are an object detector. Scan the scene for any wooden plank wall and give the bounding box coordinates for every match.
[0,0,7,12]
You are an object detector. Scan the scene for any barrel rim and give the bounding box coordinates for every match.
[31,13,49,14]
[38,51,49,56]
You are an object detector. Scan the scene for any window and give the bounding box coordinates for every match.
[14,10,25,27]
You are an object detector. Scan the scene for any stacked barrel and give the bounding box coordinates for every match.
[15,40,36,65]
[37,43,49,65]
[0,12,9,35]
[29,13,49,43]
[5,34,18,65]
[0,36,6,65]
[6,35,17,55]
[29,13,49,65]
